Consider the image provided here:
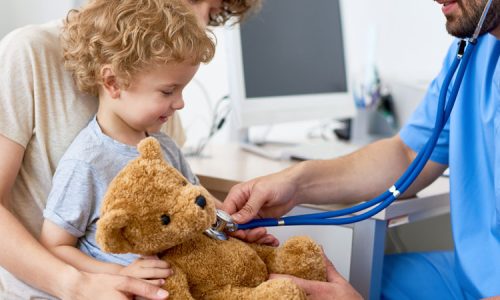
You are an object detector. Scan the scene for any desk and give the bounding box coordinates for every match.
[187,143,450,300]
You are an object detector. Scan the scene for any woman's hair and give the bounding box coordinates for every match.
[62,0,216,96]
[210,0,262,26]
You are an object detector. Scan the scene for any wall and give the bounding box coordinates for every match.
[0,0,75,38]
[342,0,453,81]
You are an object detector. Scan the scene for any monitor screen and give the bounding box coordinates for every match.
[240,0,347,98]
[225,0,355,129]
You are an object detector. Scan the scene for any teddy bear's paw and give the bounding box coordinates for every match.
[270,236,327,281]
[252,278,306,300]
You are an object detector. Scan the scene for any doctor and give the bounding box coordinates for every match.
[223,0,500,298]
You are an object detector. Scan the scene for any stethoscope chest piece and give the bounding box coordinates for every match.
[204,209,238,240]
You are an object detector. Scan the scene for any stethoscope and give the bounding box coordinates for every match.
[205,0,494,240]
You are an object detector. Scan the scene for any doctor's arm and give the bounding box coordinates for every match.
[224,135,447,223]
[0,134,169,300]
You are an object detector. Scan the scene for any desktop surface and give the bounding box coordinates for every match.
[239,139,361,161]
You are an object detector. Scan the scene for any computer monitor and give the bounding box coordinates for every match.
[225,0,355,138]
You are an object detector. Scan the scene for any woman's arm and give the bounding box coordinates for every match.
[0,134,168,299]
[0,135,74,297]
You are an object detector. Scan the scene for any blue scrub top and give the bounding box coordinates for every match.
[400,34,500,298]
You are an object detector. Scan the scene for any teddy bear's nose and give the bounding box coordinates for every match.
[195,195,206,209]
[161,214,171,225]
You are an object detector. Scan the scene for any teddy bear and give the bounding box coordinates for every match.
[96,137,327,299]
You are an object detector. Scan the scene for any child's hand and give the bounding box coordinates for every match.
[119,255,172,281]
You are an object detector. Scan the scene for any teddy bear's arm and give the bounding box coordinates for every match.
[162,259,195,300]
[248,242,277,265]
[251,237,327,281]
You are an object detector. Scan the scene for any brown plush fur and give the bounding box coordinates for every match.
[96,137,326,299]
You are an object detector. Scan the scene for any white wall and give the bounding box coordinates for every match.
[342,0,453,81]
[0,0,75,38]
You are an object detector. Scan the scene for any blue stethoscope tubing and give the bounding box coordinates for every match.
[238,40,474,229]
[237,0,493,229]
[237,0,496,229]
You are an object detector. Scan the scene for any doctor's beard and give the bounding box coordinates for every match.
[445,0,500,38]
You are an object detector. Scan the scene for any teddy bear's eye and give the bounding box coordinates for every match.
[181,180,187,186]
[160,214,171,225]
[195,195,206,209]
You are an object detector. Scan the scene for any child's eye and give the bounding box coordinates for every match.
[161,90,174,96]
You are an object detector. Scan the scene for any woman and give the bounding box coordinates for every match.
[0,1,263,299]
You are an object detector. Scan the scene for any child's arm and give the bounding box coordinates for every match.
[40,219,122,274]
[39,220,171,280]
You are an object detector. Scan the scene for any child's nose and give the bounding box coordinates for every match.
[172,97,184,110]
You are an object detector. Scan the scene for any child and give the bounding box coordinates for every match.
[39,0,215,281]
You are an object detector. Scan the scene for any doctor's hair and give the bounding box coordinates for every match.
[62,0,215,96]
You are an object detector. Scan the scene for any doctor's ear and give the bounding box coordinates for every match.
[100,65,121,99]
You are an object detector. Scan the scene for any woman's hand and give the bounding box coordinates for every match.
[63,268,170,300]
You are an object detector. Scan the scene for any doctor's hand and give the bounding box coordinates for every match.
[215,193,279,246]
[228,226,279,246]
[269,253,362,300]
[223,169,300,224]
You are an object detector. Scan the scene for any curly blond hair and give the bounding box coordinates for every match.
[62,0,216,96]
[210,0,262,26]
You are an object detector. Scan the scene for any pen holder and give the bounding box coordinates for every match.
[350,95,398,144]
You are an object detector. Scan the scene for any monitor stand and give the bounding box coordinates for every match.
[234,125,369,161]
[239,139,361,161]
[234,128,286,160]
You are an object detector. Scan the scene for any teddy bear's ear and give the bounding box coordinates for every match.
[137,137,162,160]
[96,208,133,253]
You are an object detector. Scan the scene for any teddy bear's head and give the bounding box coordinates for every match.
[96,137,217,255]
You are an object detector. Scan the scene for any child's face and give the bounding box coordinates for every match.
[115,61,199,133]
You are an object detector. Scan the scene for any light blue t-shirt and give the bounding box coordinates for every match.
[43,116,199,266]
[400,34,500,298]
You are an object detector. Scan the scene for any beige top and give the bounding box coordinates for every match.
[0,20,186,238]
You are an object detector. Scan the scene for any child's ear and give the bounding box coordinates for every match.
[100,65,121,99]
